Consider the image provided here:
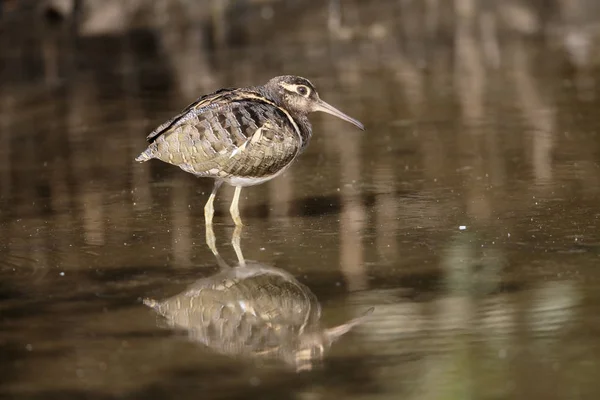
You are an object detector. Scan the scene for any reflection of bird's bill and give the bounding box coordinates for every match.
[313,99,365,130]
[324,307,374,342]
[293,307,374,372]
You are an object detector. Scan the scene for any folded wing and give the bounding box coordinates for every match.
[138,90,302,180]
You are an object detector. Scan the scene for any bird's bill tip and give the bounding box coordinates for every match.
[314,100,364,130]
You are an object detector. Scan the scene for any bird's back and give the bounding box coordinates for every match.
[136,88,304,183]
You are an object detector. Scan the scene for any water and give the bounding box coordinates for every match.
[2,1,600,399]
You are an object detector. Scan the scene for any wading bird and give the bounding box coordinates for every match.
[135,75,364,226]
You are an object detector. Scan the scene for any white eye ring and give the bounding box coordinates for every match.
[297,85,309,96]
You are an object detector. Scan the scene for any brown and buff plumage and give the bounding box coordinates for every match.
[136,75,364,226]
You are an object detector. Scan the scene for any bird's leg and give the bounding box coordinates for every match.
[205,220,218,257]
[205,223,230,270]
[232,225,246,267]
[204,180,223,226]
[229,186,244,226]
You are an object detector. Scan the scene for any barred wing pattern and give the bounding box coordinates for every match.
[144,264,320,358]
[137,90,302,182]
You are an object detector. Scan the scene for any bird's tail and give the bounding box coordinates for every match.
[142,298,160,310]
[135,149,153,162]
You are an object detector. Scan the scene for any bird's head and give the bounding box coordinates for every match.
[263,75,364,130]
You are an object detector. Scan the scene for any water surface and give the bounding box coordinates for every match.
[1,1,600,399]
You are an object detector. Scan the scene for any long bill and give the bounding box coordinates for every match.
[313,99,365,130]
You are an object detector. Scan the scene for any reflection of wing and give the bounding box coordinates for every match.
[144,262,374,371]
[182,264,317,328]
[144,263,319,357]
[138,89,302,179]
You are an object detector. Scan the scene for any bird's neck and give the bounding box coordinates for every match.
[257,85,313,151]
[295,115,312,152]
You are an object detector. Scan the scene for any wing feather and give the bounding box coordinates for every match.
[146,88,235,143]
[141,90,302,180]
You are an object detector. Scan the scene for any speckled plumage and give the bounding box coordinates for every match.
[143,260,373,371]
[137,89,306,184]
[135,75,364,225]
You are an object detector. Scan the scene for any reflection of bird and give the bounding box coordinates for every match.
[144,228,372,372]
[135,75,364,226]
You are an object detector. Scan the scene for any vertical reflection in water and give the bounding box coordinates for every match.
[269,172,293,222]
[479,293,516,362]
[121,34,152,212]
[131,145,152,213]
[210,0,230,49]
[441,233,504,296]
[433,6,505,393]
[569,40,595,103]
[485,103,506,190]
[480,3,501,69]
[0,93,13,200]
[423,239,478,399]
[514,279,580,399]
[443,7,507,387]
[0,82,16,275]
[47,82,79,275]
[455,0,494,222]
[455,0,485,124]
[41,26,60,85]
[30,217,51,282]
[374,61,404,263]
[49,139,70,216]
[395,49,424,117]
[425,0,440,42]
[398,0,426,62]
[374,165,398,265]
[53,194,77,278]
[105,40,137,249]
[510,39,555,185]
[558,0,593,96]
[171,174,192,268]
[337,101,368,292]
[81,183,105,246]
[156,1,216,99]
[328,0,342,34]
[431,296,474,397]
[66,72,105,246]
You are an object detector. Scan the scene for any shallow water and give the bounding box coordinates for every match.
[2,1,600,399]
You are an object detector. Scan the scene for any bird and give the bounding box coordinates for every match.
[143,261,373,371]
[135,75,364,226]
[143,227,373,371]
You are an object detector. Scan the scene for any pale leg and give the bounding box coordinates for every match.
[229,186,244,226]
[205,220,218,257]
[204,180,223,226]
[205,222,230,270]
[232,225,245,267]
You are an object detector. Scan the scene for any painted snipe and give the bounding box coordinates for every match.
[135,75,364,226]
[143,227,373,371]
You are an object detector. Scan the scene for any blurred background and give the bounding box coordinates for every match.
[1,0,600,399]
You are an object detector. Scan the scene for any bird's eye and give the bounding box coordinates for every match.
[297,85,309,96]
